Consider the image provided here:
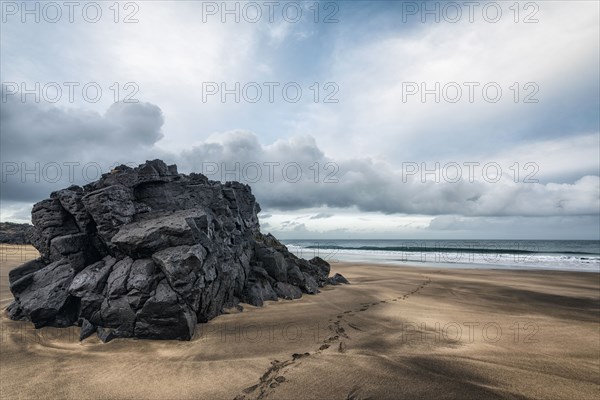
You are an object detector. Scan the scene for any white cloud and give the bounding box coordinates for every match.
[292,1,600,160]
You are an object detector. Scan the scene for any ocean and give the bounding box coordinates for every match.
[282,239,600,272]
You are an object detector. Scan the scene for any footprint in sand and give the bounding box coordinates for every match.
[242,384,259,394]
[324,335,339,343]
[347,322,363,331]
[292,352,310,360]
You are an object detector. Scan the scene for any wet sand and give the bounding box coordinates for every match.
[1,245,598,399]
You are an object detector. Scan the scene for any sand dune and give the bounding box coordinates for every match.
[1,245,598,399]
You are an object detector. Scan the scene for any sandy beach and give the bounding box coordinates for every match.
[1,245,598,400]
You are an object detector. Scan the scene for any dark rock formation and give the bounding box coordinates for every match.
[79,318,96,341]
[329,273,350,285]
[7,160,347,341]
[0,222,33,244]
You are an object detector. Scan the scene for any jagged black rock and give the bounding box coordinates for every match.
[7,160,347,341]
[0,222,33,244]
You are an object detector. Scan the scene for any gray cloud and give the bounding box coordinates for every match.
[310,213,334,219]
[178,130,599,217]
[1,92,598,221]
[1,85,167,203]
[284,222,308,232]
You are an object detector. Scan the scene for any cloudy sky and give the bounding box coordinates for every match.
[1,1,599,239]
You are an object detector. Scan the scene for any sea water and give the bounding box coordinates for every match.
[282,239,600,272]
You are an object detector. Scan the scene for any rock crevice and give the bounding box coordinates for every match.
[7,160,347,341]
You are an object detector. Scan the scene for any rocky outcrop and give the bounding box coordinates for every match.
[7,160,347,341]
[0,222,33,244]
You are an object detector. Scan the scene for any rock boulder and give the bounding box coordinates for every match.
[7,160,348,341]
